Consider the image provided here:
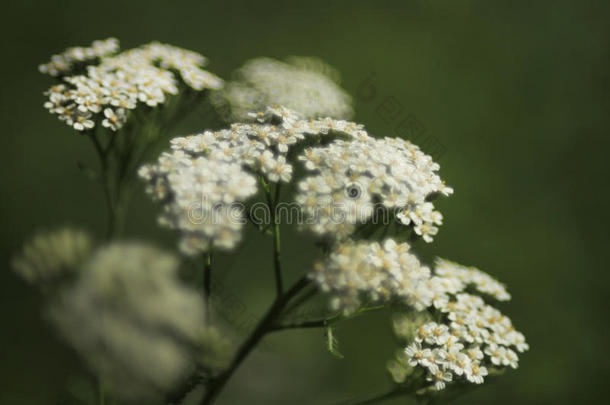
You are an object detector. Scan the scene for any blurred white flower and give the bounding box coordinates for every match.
[39,38,119,76]
[49,242,206,402]
[12,228,93,287]
[211,56,353,121]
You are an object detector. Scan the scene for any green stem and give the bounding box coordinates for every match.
[89,132,117,240]
[203,252,212,323]
[97,379,106,405]
[199,276,311,405]
[281,284,319,315]
[271,216,283,296]
[274,305,386,332]
[260,176,283,296]
[270,315,338,332]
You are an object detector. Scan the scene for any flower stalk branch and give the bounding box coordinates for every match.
[199,275,311,405]
[271,305,386,332]
[203,252,212,322]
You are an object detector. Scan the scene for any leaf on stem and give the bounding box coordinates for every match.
[325,326,344,359]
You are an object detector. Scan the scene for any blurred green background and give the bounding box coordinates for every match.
[1,0,608,404]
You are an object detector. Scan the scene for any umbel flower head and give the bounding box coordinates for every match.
[139,106,303,254]
[140,106,452,255]
[385,257,528,392]
[296,125,452,240]
[12,228,93,287]
[310,239,432,314]
[39,38,120,77]
[211,56,354,121]
[49,242,207,402]
[41,38,223,133]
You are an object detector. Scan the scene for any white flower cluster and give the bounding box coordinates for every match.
[138,106,339,254]
[211,57,354,121]
[434,258,511,301]
[142,105,357,253]
[50,243,205,401]
[312,238,527,389]
[42,39,223,132]
[392,259,528,391]
[310,239,432,314]
[297,128,453,241]
[12,228,93,286]
[38,38,119,76]
[139,107,310,254]
[139,147,258,255]
[141,105,452,253]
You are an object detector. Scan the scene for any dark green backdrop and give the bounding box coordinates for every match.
[1,1,608,404]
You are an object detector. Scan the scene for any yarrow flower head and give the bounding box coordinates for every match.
[139,106,315,254]
[139,107,292,255]
[211,57,354,121]
[141,106,452,254]
[310,239,432,314]
[12,228,93,287]
[38,38,119,77]
[139,148,258,254]
[296,128,453,240]
[434,258,511,301]
[385,258,528,392]
[41,38,223,133]
[49,242,208,402]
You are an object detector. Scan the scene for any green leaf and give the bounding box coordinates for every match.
[325,326,344,359]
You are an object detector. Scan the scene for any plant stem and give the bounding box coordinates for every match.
[270,317,335,332]
[271,215,283,296]
[281,284,320,315]
[260,176,283,296]
[273,305,386,332]
[165,373,204,405]
[89,132,117,240]
[203,252,212,323]
[97,379,106,405]
[271,182,283,296]
[199,276,310,405]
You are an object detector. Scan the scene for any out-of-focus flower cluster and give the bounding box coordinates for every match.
[12,230,232,402]
[39,38,119,77]
[41,38,223,132]
[387,259,528,392]
[211,57,353,121]
[49,242,210,402]
[12,228,93,287]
